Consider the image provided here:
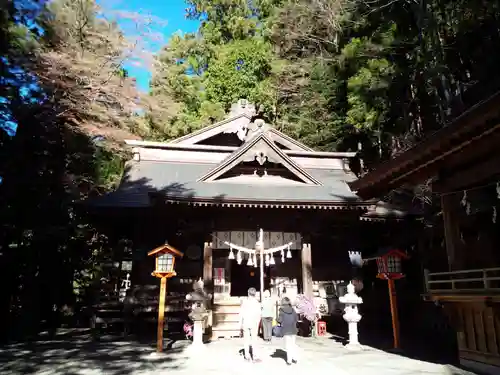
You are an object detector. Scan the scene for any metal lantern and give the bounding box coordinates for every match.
[370,248,408,280]
[363,247,409,350]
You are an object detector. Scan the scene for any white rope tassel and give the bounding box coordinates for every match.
[236,251,242,264]
[253,253,258,268]
[286,244,292,259]
[270,255,275,265]
[228,245,235,260]
[247,255,253,267]
[460,191,468,207]
[265,254,270,267]
[281,249,285,263]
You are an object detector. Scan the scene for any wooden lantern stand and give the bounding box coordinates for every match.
[148,244,184,353]
[367,248,409,350]
[378,272,404,349]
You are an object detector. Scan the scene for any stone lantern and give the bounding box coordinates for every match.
[339,282,363,350]
[186,279,211,348]
[340,251,364,350]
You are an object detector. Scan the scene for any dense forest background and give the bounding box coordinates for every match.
[1,0,500,340]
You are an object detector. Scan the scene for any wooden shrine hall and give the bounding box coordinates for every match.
[350,91,500,373]
[88,100,410,338]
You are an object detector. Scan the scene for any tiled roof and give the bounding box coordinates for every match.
[90,160,368,209]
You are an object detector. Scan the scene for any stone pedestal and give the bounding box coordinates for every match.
[192,319,204,347]
[339,282,363,351]
[188,308,208,351]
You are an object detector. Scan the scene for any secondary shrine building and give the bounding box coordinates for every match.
[89,100,397,338]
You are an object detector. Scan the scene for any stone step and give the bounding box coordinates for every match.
[213,312,240,323]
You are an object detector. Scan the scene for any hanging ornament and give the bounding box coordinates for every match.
[493,206,497,224]
[247,255,253,267]
[465,202,471,215]
[286,244,292,259]
[460,191,468,207]
[496,183,500,199]
[254,253,258,268]
[237,251,242,264]
[228,246,235,260]
[270,255,275,265]
[281,251,285,263]
[266,253,270,264]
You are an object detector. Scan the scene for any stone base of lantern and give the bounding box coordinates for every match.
[187,310,208,352]
[345,343,363,351]
[343,319,363,351]
[191,319,205,347]
[144,351,167,360]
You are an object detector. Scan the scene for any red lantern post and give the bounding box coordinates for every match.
[367,248,408,350]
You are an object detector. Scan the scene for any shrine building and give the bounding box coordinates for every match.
[88,100,412,338]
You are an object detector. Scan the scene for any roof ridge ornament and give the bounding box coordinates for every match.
[229,99,256,118]
[242,118,270,142]
[197,132,323,185]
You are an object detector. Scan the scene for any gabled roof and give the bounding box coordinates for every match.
[86,100,370,210]
[88,159,368,209]
[168,113,252,145]
[198,131,322,185]
[148,243,184,257]
[267,128,314,152]
[168,113,313,151]
[350,90,500,199]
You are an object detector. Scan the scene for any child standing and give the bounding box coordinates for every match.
[277,296,298,365]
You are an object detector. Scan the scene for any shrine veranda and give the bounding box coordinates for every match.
[86,100,416,338]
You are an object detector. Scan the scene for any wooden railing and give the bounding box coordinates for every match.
[424,267,500,293]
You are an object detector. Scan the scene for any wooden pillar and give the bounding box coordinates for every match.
[387,279,400,349]
[441,194,464,271]
[157,276,167,352]
[203,241,213,287]
[203,241,213,331]
[301,243,313,299]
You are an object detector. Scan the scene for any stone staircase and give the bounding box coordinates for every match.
[212,297,242,339]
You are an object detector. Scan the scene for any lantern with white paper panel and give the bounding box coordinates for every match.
[147,243,184,353]
[148,243,183,278]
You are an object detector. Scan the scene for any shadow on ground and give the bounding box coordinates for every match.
[324,314,460,366]
[0,329,190,375]
[270,348,287,363]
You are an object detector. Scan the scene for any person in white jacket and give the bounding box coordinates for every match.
[239,287,262,362]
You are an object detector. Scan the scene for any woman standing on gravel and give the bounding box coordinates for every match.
[277,296,299,365]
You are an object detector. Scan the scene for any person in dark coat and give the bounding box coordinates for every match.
[277,297,298,365]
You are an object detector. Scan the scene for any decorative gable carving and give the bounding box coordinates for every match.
[198,132,322,185]
[169,100,313,151]
[229,99,256,117]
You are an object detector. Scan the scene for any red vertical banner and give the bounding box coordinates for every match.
[214,268,224,285]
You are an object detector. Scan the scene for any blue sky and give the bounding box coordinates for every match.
[100,0,200,91]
